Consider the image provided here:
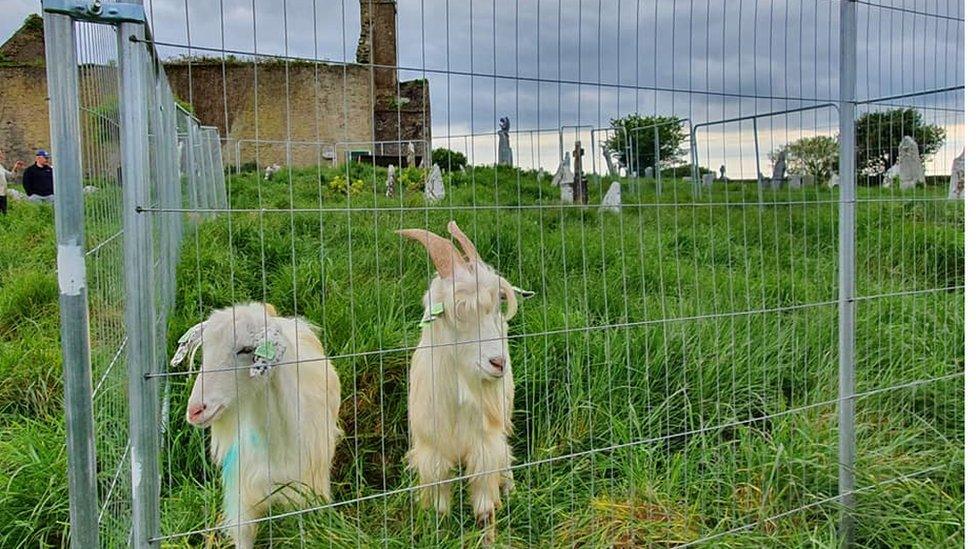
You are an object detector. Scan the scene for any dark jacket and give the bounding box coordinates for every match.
[22,164,54,197]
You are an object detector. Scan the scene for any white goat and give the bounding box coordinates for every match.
[398,222,532,539]
[171,302,341,548]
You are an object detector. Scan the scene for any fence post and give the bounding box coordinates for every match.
[43,12,100,548]
[118,17,161,547]
[753,118,763,201]
[186,120,199,214]
[838,0,857,545]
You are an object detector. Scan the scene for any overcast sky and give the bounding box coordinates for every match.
[3,0,964,175]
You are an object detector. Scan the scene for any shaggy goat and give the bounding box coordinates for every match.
[171,302,341,548]
[398,222,532,537]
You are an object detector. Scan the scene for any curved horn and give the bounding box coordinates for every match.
[446,220,481,263]
[397,228,465,278]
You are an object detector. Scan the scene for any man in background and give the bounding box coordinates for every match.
[0,149,25,214]
[22,150,54,203]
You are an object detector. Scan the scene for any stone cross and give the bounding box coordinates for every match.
[572,141,588,204]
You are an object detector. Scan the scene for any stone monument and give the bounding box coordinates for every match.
[601,143,618,176]
[948,150,964,199]
[771,150,787,189]
[600,181,622,214]
[385,164,396,197]
[407,142,416,168]
[896,135,925,189]
[552,152,572,187]
[424,164,445,201]
[497,117,513,166]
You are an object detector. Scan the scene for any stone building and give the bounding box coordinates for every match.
[0,3,431,170]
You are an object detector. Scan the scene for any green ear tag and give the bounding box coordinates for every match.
[253,340,277,361]
[418,302,445,327]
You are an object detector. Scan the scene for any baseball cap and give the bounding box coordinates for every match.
[36,149,49,158]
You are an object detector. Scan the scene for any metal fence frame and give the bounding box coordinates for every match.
[42,0,962,546]
[43,2,226,545]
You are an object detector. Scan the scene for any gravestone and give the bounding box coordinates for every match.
[407,142,416,168]
[948,150,965,199]
[882,164,900,188]
[719,164,729,184]
[828,173,839,189]
[771,150,787,189]
[600,181,622,213]
[702,173,715,188]
[559,179,575,203]
[897,136,925,189]
[572,141,588,204]
[264,163,281,181]
[645,167,654,179]
[601,143,617,176]
[789,174,814,188]
[424,164,445,201]
[552,152,572,187]
[497,117,513,166]
[385,164,396,197]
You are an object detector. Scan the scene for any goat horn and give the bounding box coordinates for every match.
[446,221,481,263]
[397,229,465,278]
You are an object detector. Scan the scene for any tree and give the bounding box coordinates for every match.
[431,147,467,172]
[768,135,839,182]
[605,114,686,174]
[856,108,945,177]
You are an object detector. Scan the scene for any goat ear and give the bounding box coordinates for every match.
[446,221,481,263]
[397,228,466,278]
[171,321,207,368]
[263,303,278,317]
[512,285,536,299]
[249,325,287,378]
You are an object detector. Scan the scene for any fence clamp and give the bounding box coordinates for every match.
[42,0,146,24]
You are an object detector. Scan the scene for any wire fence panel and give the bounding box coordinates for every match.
[43,0,963,546]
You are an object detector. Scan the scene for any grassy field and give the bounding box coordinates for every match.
[0,165,963,547]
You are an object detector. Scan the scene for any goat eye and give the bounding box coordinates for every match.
[236,346,255,355]
[499,292,507,301]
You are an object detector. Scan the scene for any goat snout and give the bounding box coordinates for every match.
[488,356,506,375]
[186,402,223,426]
[187,402,207,422]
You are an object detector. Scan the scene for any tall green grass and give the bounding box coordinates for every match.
[0,165,961,547]
[159,166,962,546]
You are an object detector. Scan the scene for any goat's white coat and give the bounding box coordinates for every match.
[178,303,341,548]
[400,224,520,532]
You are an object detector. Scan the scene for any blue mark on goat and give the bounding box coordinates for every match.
[222,430,263,524]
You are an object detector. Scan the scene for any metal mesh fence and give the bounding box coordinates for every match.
[43,0,963,546]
